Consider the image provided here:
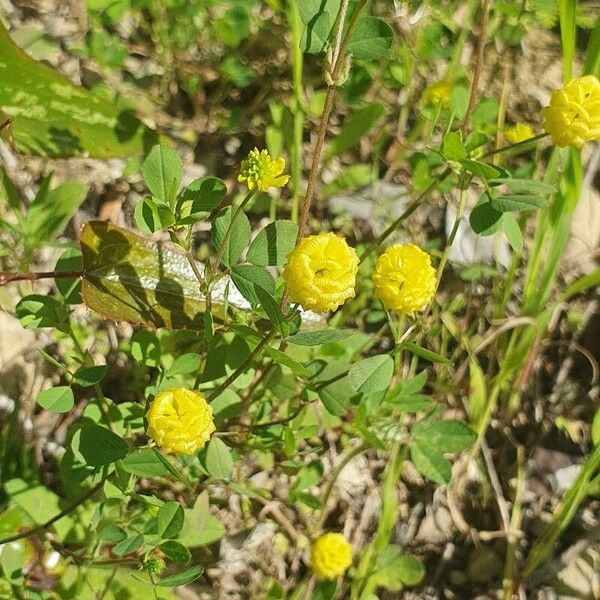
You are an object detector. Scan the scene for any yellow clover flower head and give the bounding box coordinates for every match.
[424,80,453,108]
[282,232,359,312]
[373,244,436,314]
[310,533,352,580]
[504,123,535,145]
[238,148,290,192]
[542,75,600,147]
[146,387,215,455]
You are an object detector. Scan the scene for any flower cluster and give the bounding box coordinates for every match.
[373,244,437,315]
[146,388,215,455]
[310,533,353,580]
[542,75,600,147]
[281,232,437,316]
[424,80,453,108]
[282,232,359,312]
[504,123,535,145]
[238,148,290,192]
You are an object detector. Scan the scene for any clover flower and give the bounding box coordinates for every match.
[146,388,215,455]
[424,80,453,108]
[238,148,290,192]
[282,232,359,312]
[373,244,436,314]
[311,533,353,580]
[542,75,600,147]
[504,123,535,144]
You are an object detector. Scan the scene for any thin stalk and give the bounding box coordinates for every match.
[214,191,255,268]
[523,443,600,578]
[207,329,276,401]
[315,443,369,532]
[480,133,548,160]
[289,0,304,223]
[0,479,105,545]
[461,0,491,136]
[351,443,407,600]
[0,270,84,285]
[502,447,525,600]
[435,185,468,289]
[295,0,367,242]
[359,167,452,264]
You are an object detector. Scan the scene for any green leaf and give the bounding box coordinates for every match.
[72,365,107,387]
[265,346,310,377]
[16,294,69,329]
[592,408,600,446]
[158,540,191,565]
[387,393,434,413]
[73,421,128,467]
[247,220,298,266]
[254,285,286,333]
[392,371,427,397]
[131,330,161,366]
[157,501,185,539]
[55,248,83,304]
[141,144,183,207]
[327,103,386,159]
[205,437,233,480]
[231,265,275,305]
[157,565,204,587]
[36,386,74,413]
[178,513,225,547]
[459,159,501,181]
[298,0,340,53]
[176,177,227,223]
[80,221,217,329]
[442,131,467,161]
[133,198,175,233]
[489,178,556,195]
[414,420,477,453]
[410,442,451,484]
[25,181,87,244]
[367,547,425,591]
[501,213,523,253]
[212,205,251,267]
[398,341,451,365]
[166,353,202,377]
[210,389,242,425]
[112,533,144,556]
[122,448,169,477]
[348,16,394,60]
[0,22,155,157]
[318,377,352,417]
[288,329,353,346]
[490,193,549,212]
[348,354,394,394]
[469,195,503,235]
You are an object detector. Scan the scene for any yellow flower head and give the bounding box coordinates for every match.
[238,148,290,192]
[373,244,436,314]
[542,75,600,147]
[311,533,352,580]
[282,232,359,312]
[146,388,215,455]
[504,123,535,145]
[424,80,453,108]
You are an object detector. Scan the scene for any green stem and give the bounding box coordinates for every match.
[207,329,277,401]
[215,191,255,268]
[0,479,105,545]
[289,0,304,224]
[359,167,452,264]
[351,443,407,599]
[523,443,600,578]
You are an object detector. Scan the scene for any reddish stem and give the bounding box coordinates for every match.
[0,270,84,286]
